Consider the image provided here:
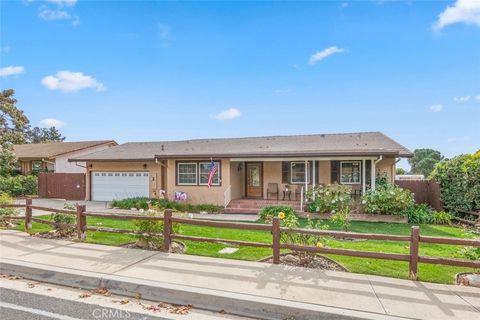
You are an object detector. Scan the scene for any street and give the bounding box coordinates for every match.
[0,276,250,320]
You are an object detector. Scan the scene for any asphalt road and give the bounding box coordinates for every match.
[0,287,163,320]
[0,277,252,320]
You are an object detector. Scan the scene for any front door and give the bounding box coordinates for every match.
[246,162,263,198]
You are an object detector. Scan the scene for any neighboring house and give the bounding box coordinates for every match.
[70,132,412,206]
[13,141,118,174]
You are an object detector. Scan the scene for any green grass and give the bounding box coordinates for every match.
[12,216,478,284]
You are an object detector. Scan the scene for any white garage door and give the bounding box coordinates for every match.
[91,171,149,201]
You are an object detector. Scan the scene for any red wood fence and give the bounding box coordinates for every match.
[395,179,442,211]
[38,173,85,200]
[2,199,479,281]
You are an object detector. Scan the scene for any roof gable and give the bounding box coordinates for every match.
[13,140,117,159]
[69,132,412,161]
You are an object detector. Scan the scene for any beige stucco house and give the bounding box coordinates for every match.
[70,132,412,208]
[13,140,117,174]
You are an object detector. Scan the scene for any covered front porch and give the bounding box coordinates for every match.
[224,156,395,212]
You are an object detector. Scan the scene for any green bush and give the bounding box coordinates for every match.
[362,184,414,215]
[51,203,76,237]
[0,192,15,217]
[330,207,351,231]
[306,184,351,213]
[259,206,297,223]
[401,203,452,224]
[111,197,223,213]
[134,211,181,250]
[0,175,38,196]
[431,151,480,212]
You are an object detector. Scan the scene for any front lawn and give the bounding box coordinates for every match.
[13,216,477,284]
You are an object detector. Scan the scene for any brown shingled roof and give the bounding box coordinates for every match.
[70,132,412,162]
[13,140,117,159]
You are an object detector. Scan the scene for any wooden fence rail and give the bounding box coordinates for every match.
[2,199,480,281]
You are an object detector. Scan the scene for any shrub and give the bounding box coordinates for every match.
[401,203,452,224]
[306,184,351,214]
[330,207,351,231]
[0,193,15,225]
[0,175,38,196]
[430,210,453,225]
[111,197,223,213]
[134,211,181,250]
[279,212,329,266]
[50,203,76,237]
[259,206,296,223]
[362,184,414,215]
[431,151,480,212]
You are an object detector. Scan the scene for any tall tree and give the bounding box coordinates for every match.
[0,89,30,146]
[28,126,65,143]
[408,148,444,177]
[0,89,30,176]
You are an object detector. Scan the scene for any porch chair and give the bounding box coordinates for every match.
[267,183,279,200]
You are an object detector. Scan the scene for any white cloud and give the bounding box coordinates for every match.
[158,23,170,40]
[0,66,25,77]
[46,0,77,7]
[475,95,480,101]
[41,70,105,92]
[453,95,471,102]
[432,0,480,31]
[38,118,66,129]
[309,46,345,65]
[0,45,11,53]
[430,104,443,112]
[38,7,71,21]
[212,108,242,121]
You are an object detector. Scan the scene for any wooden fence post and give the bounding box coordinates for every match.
[409,226,420,280]
[25,198,32,231]
[76,204,86,240]
[272,217,280,264]
[163,209,172,253]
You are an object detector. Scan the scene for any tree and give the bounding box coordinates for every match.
[395,168,406,175]
[0,89,30,146]
[28,126,65,143]
[408,148,443,177]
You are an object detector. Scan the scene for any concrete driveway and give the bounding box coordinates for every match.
[14,198,111,216]
[13,198,257,221]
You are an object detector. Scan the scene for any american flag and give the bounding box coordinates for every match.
[207,160,217,188]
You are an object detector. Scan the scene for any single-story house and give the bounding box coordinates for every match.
[69,132,412,207]
[13,140,117,174]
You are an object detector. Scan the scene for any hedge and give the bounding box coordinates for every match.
[0,175,38,196]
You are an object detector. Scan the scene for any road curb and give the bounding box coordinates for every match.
[0,258,408,320]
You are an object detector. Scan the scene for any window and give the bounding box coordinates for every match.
[290,162,309,184]
[340,161,361,184]
[199,162,220,185]
[177,163,198,185]
[32,160,42,171]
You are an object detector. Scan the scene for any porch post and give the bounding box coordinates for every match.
[312,160,316,200]
[371,159,376,191]
[362,159,366,194]
[304,160,308,194]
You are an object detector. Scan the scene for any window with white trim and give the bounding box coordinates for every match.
[199,162,220,185]
[340,161,361,184]
[291,162,309,184]
[177,162,198,185]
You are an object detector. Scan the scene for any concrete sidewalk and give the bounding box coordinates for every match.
[0,230,479,320]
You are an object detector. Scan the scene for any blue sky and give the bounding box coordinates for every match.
[1,0,479,169]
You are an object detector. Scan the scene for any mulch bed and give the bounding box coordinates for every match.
[123,241,185,254]
[456,272,480,288]
[263,253,348,272]
[33,230,76,240]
